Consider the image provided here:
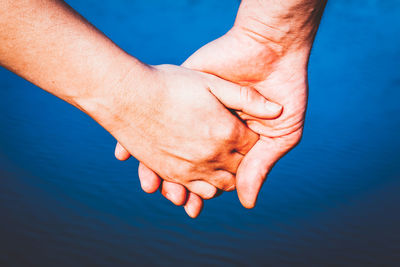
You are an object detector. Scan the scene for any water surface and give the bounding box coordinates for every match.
[0,0,399,266]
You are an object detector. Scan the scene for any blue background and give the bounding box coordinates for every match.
[0,0,399,266]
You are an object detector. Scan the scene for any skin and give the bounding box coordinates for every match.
[116,0,327,217]
[0,0,283,200]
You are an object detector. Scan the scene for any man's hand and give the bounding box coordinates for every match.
[182,33,309,209]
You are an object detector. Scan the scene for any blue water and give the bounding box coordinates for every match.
[1,0,399,266]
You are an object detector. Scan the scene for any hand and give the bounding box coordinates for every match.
[131,34,307,215]
[108,64,282,200]
[117,38,306,216]
[181,29,309,209]
[116,0,325,216]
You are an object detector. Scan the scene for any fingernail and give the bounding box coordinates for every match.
[166,193,180,205]
[267,102,283,114]
[141,181,151,192]
[240,196,257,209]
[185,205,197,218]
[226,184,236,191]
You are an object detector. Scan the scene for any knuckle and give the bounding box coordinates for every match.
[169,164,194,183]
[240,86,258,105]
[280,129,304,152]
[240,86,250,105]
[204,123,239,159]
[195,147,220,163]
[216,121,238,141]
[202,187,218,200]
[188,181,217,200]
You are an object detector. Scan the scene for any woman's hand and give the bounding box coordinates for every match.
[107,64,282,199]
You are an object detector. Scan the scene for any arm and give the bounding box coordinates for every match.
[0,0,282,202]
[0,0,140,113]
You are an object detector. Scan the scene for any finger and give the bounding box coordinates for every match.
[184,192,203,218]
[207,80,282,119]
[114,142,131,161]
[186,181,217,200]
[138,162,161,194]
[236,140,281,209]
[161,181,188,206]
[215,151,243,177]
[207,170,237,191]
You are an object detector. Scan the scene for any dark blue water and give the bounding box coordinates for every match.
[1,0,399,266]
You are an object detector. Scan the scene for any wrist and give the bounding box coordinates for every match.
[225,25,310,82]
[75,54,154,134]
[234,0,326,56]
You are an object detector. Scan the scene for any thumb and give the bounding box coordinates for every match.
[207,79,282,119]
[236,140,281,209]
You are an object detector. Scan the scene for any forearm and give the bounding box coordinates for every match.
[234,0,327,55]
[0,0,149,118]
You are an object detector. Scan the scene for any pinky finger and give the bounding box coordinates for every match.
[115,142,131,161]
[184,193,203,218]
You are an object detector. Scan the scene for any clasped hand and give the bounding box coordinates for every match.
[113,8,311,218]
[0,0,324,218]
[111,64,282,213]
